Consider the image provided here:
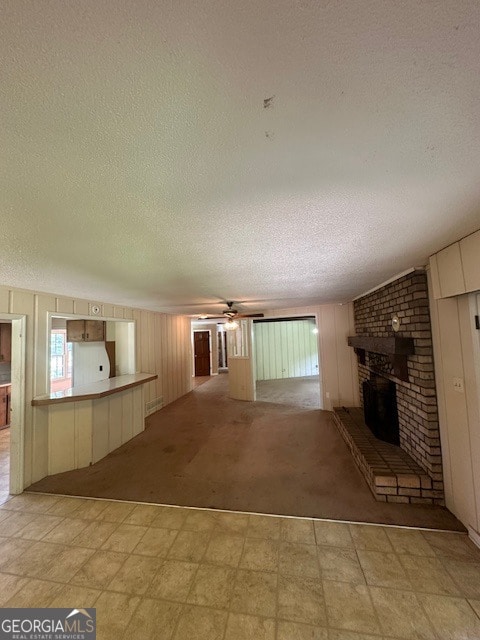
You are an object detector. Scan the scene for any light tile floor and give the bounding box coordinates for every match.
[0,492,479,639]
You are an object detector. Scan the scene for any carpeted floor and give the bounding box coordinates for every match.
[28,375,463,530]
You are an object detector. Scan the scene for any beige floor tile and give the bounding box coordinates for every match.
[123,504,163,526]
[240,538,278,572]
[384,527,435,556]
[4,578,63,606]
[48,584,101,607]
[43,545,95,582]
[173,604,227,640]
[281,518,316,544]
[231,569,277,617]
[399,554,461,596]
[349,524,393,552]
[95,590,140,638]
[323,580,380,634]
[148,560,198,602]
[277,620,328,639]
[421,531,480,561]
[317,546,365,584]
[247,514,282,540]
[0,572,28,605]
[357,550,412,590]
[134,526,179,557]
[0,509,12,523]
[187,563,236,608]
[151,505,188,530]
[70,549,128,589]
[168,529,210,562]
[369,586,436,639]
[108,554,163,595]
[441,557,480,598]
[101,523,148,553]
[418,593,480,639]
[46,496,86,517]
[71,520,120,549]
[0,511,35,536]
[224,612,275,640]
[468,599,480,619]
[279,542,320,578]
[16,513,64,540]
[468,598,480,618]
[204,531,245,567]
[327,632,382,640]
[124,597,182,640]
[42,517,90,544]
[72,499,110,520]
[93,500,136,523]
[0,536,35,568]
[215,511,249,535]
[5,492,61,513]
[313,520,354,548]
[278,574,326,626]
[182,509,217,532]
[3,540,65,577]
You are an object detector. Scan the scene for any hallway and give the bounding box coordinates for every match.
[29,376,462,530]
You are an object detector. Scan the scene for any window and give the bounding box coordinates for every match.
[50,330,72,380]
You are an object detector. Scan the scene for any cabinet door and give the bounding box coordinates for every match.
[0,388,6,428]
[66,320,86,342]
[85,320,105,342]
[0,323,11,363]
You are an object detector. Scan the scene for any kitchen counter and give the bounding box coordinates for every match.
[31,373,157,406]
[0,382,11,388]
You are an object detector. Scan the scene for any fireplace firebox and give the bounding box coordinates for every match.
[362,374,399,445]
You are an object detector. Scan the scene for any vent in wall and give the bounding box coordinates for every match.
[145,397,163,416]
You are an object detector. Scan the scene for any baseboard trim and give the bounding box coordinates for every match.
[468,526,480,550]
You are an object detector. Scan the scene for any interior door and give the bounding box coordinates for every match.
[194,331,211,376]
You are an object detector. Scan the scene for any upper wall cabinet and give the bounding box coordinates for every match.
[430,229,480,299]
[66,319,105,343]
[0,323,11,363]
[459,230,480,293]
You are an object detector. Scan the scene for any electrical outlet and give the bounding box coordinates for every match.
[99,365,103,372]
[453,377,464,393]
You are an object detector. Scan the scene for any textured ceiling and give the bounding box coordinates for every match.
[1,1,480,315]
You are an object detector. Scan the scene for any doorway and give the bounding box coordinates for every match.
[0,314,26,498]
[194,330,211,376]
[253,316,321,408]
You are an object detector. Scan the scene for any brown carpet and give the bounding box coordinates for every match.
[28,375,464,530]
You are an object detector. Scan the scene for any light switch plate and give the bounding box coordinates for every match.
[453,377,465,393]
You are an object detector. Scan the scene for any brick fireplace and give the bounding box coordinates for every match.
[334,269,444,505]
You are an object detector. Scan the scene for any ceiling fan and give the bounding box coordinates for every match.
[198,301,264,321]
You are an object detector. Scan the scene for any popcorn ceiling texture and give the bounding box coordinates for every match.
[1,1,480,312]
[353,270,444,504]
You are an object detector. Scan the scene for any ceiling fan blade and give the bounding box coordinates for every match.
[238,313,264,318]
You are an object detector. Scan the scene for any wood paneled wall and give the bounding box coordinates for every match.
[428,275,480,535]
[254,319,319,381]
[0,285,192,488]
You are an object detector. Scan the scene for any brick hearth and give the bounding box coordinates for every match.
[333,407,437,504]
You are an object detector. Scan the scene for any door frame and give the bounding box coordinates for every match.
[0,313,26,495]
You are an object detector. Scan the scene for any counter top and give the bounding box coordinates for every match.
[32,373,157,406]
[0,383,11,388]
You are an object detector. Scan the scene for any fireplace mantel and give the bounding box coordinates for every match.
[347,336,415,381]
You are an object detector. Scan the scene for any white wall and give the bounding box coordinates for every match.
[254,319,319,381]
[0,284,193,488]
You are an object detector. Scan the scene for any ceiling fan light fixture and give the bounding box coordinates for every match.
[224,318,239,331]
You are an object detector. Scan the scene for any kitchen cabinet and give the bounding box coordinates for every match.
[0,323,11,363]
[0,385,11,429]
[66,320,105,343]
